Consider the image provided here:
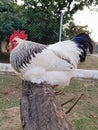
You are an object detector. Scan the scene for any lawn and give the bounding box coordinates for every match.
[78,55,98,70]
[0,55,98,130]
[0,75,22,130]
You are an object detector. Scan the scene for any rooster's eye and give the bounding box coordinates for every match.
[13,40,17,42]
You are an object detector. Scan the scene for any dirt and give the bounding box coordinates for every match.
[0,107,22,130]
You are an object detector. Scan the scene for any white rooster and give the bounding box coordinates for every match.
[9,30,93,88]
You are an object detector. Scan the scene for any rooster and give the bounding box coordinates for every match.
[9,30,93,88]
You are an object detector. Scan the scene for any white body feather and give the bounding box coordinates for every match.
[10,39,81,87]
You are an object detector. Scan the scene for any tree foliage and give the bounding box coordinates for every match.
[23,0,95,44]
[0,0,24,42]
[63,21,90,39]
[0,0,96,46]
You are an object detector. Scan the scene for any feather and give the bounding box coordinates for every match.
[72,33,93,62]
[10,33,93,87]
[10,40,46,72]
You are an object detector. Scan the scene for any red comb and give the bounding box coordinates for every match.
[9,30,28,43]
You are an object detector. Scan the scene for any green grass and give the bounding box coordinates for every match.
[0,55,98,130]
[62,79,98,130]
[78,55,98,70]
[0,75,22,130]
[0,76,98,130]
[0,75,21,110]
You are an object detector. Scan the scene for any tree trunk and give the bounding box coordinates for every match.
[20,81,74,130]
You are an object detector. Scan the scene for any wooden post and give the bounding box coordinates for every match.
[20,81,74,130]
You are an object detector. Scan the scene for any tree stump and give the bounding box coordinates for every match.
[20,81,74,130]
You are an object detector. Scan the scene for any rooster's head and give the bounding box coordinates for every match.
[9,30,28,52]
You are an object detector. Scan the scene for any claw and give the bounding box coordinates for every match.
[55,90,64,95]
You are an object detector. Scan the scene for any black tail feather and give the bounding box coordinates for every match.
[72,33,93,62]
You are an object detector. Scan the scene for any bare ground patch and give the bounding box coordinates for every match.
[0,107,22,130]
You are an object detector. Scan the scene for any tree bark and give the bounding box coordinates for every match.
[20,81,74,130]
